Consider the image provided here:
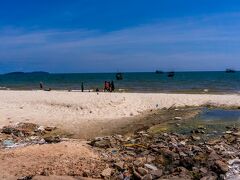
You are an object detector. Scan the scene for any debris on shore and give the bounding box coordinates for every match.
[0,122,240,179]
[89,127,240,179]
[0,122,67,149]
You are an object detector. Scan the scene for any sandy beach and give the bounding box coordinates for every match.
[0,90,239,136]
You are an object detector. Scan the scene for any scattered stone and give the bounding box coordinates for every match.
[150,169,163,178]
[101,168,112,177]
[144,164,158,171]
[44,136,61,143]
[142,174,152,180]
[137,167,148,176]
[214,160,229,173]
[134,158,144,167]
[114,161,124,171]
[191,135,201,141]
[91,139,111,148]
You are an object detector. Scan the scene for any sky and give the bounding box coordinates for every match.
[0,0,240,73]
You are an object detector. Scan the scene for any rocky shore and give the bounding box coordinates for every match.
[0,120,240,179]
[89,128,240,180]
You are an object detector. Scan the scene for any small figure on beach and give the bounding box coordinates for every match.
[111,81,115,92]
[39,82,43,90]
[104,81,110,92]
[81,82,84,92]
[104,81,115,92]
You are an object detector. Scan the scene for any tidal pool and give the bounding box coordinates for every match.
[149,108,240,137]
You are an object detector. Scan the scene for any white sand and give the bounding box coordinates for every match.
[0,90,239,133]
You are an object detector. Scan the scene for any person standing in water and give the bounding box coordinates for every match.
[81,82,84,92]
[39,82,43,90]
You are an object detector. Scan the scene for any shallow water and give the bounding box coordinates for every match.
[199,108,240,122]
[150,108,240,137]
[0,71,239,93]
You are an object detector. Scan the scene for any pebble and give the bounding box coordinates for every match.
[215,160,229,173]
[101,168,112,177]
[144,164,158,171]
[137,167,148,176]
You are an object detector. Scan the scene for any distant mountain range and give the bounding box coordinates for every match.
[4,71,50,75]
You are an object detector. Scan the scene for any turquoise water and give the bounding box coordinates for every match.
[0,71,239,93]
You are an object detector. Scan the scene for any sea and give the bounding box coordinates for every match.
[0,71,239,93]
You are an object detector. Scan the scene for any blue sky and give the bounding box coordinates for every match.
[0,0,240,73]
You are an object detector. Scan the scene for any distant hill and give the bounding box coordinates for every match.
[4,71,50,75]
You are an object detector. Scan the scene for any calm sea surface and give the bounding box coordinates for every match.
[0,71,239,93]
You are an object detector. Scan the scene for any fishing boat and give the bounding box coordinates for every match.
[225,69,236,73]
[167,71,175,77]
[116,72,123,80]
[155,70,164,74]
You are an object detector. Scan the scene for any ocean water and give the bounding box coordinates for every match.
[0,71,239,93]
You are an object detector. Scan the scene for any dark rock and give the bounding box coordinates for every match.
[91,139,111,148]
[133,170,142,179]
[43,136,61,143]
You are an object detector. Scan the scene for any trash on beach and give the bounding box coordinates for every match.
[0,122,65,149]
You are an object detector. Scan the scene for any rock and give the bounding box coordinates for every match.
[133,158,144,167]
[198,126,206,130]
[114,173,124,180]
[142,174,152,180]
[232,131,240,136]
[144,164,158,171]
[162,149,179,160]
[150,169,163,178]
[114,161,124,171]
[208,151,220,160]
[43,136,61,143]
[229,158,240,165]
[200,175,217,180]
[45,126,56,131]
[92,139,111,148]
[1,127,21,136]
[192,145,202,152]
[137,167,148,176]
[101,168,112,177]
[133,170,142,179]
[174,117,182,120]
[37,126,45,132]
[215,160,229,173]
[199,167,208,174]
[191,135,201,141]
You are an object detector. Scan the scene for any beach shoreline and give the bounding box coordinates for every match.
[0,90,239,138]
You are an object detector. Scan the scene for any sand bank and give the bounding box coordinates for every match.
[0,90,239,136]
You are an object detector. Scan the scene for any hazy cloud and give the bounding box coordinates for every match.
[0,12,240,72]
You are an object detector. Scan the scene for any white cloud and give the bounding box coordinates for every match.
[0,12,240,72]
